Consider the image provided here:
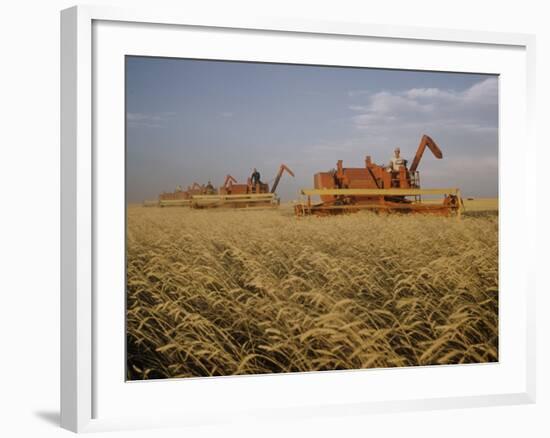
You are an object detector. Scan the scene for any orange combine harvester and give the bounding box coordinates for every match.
[295,135,463,217]
[152,182,206,207]
[191,164,294,209]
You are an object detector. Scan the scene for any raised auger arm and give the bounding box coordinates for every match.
[409,134,443,173]
[270,164,295,194]
[223,174,237,188]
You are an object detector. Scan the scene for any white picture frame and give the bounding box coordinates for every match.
[60,4,536,433]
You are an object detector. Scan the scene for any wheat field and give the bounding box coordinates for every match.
[126,205,498,380]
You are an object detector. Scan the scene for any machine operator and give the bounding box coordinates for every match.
[251,168,261,186]
[388,147,407,172]
[205,180,215,195]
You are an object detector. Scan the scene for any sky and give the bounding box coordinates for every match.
[126,56,498,203]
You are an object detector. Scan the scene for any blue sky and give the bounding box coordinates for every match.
[126,56,498,202]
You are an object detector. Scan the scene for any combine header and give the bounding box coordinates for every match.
[191,164,294,209]
[295,135,463,217]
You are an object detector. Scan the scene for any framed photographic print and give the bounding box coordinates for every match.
[61,5,536,433]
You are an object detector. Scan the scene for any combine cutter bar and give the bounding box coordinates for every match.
[143,200,159,207]
[304,203,452,210]
[191,193,278,209]
[296,187,463,217]
[192,194,278,200]
[159,199,192,207]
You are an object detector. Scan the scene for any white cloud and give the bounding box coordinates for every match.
[349,77,498,133]
[404,87,457,100]
[463,77,498,101]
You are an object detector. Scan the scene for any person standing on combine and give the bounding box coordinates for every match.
[205,180,215,195]
[388,147,407,172]
[387,147,407,187]
[251,168,261,192]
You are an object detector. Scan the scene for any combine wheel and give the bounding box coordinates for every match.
[294,204,306,216]
[446,194,459,209]
[443,194,462,216]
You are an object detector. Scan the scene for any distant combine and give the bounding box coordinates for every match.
[191,164,294,209]
[146,182,206,208]
[144,164,294,210]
